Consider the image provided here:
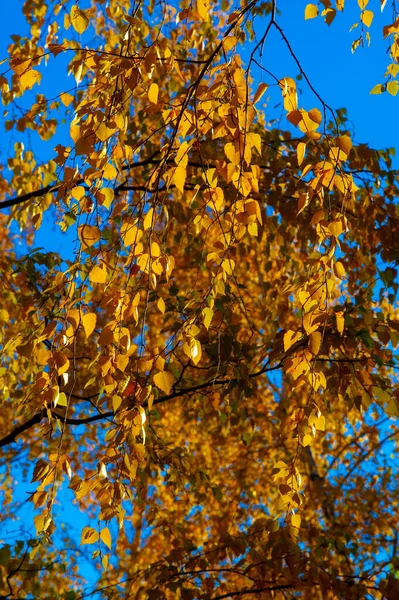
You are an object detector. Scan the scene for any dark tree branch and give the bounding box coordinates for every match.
[0,361,283,448]
[0,183,61,210]
[210,585,292,599]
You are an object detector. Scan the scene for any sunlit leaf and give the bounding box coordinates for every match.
[304,4,318,19]
[81,527,99,545]
[153,370,176,395]
[70,5,89,34]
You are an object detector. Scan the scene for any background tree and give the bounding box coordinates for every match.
[0,0,399,598]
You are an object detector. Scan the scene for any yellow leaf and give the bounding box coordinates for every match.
[70,5,90,34]
[329,220,344,238]
[143,207,154,230]
[314,415,326,431]
[31,459,50,483]
[100,527,112,550]
[358,0,368,8]
[57,392,68,407]
[54,351,70,375]
[20,69,41,91]
[308,108,322,125]
[153,370,176,394]
[96,122,115,142]
[185,336,202,365]
[308,331,322,355]
[370,83,384,94]
[336,135,352,156]
[202,307,213,329]
[253,82,268,104]
[80,527,99,545]
[302,434,313,447]
[222,36,237,52]
[361,9,373,27]
[97,187,114,209]
[304,3,318,19]
[279,77,297,111]
[89,263,107,284]
[336,311,345,335]
[173,165,186,193]
[291,514,301,528]
[78,225,101,249]
[103,162,117,180]
[157,297,166,314]
[387,80,399,96]
[284,330,302,353]
[333,261,346,279]
[222,258,235,275]
[82,312,97,338]
[60,92,74,107]
[148,82,159,104]
[297,142,306,167]
[121,223,142,247]
[71,186,85,200]
[197,0,210,21]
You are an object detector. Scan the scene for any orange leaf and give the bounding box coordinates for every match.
[78,225,101,249]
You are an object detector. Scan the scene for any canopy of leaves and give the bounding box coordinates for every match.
[0,1,399,599]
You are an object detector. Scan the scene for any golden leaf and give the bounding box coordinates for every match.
[333,261,346,279]
[197,0,210,21]
[148,82,159,104]
[89,264,107,284]
[82,312,97,338]
[153,370,176,394]
[121,223,142,247]
[297,142,306,167]
[336,311,345,335]
[60,92,74,107]
[222,36,237,52]
[157,297,166,314]
[291,514,301,528]
[143,207,154,230]
[308,331,322,355]
[361,9,373,27]
[336,135,352,155]
[304,4,318,19]
[20,69,41,91]
[173,165,186,193]
[78,225,101,249]
[284,330,302,353]
[80,527,99,545]
[70,5,90,34]
[370,83,384,94]
[253,82,268,105]
[387,80,399,96]
[100,527,112,550]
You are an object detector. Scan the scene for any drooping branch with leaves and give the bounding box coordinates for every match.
[0,1,399,599]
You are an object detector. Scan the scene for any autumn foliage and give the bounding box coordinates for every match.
[0,0,399,598]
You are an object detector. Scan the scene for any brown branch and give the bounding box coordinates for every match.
[0,183,61,210]
[210,585,292,599]
[0,361,283,448]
